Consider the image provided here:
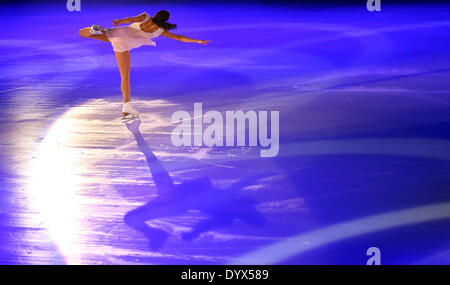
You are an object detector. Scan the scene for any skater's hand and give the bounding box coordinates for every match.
[112,19,121,26]
[125,118,141,133]
[197,40,210,45]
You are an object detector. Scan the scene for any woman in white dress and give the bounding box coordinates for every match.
[79,10,210,118]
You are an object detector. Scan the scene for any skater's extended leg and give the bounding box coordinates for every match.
[78,27,110,42]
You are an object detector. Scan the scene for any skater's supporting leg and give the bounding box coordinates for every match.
[115,51,131,103]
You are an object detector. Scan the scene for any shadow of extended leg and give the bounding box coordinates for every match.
[124,202,175,250]
[182,214,234,241]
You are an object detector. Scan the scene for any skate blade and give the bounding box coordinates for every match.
[121,114,139,122]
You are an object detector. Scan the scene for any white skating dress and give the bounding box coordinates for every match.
[105,12,165,52]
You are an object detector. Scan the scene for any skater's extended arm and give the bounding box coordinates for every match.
[112,13,147,26]
[161,30,210,45]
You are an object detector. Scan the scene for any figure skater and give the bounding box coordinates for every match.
[79,10,210,119]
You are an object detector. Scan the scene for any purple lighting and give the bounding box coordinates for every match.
[0,3,449,265]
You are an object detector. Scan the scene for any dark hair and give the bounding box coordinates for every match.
[152,10,177,30]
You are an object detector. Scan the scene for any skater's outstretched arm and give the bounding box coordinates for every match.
[161,30,210,45]
[112,12,147,26]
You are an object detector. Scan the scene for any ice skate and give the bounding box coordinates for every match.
[121,101,139,120]
[90,24,109,34]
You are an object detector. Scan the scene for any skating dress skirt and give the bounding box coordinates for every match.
[105,12,165,53]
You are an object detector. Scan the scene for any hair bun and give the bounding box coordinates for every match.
[152,10,177,30]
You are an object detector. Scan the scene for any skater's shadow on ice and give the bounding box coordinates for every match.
[123,118,266,250]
